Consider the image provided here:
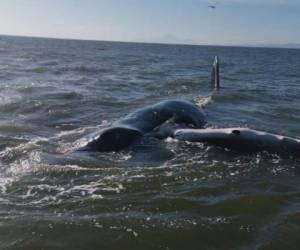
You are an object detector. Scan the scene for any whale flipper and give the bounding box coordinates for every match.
[84,127,142,152]
[211,56,220,89]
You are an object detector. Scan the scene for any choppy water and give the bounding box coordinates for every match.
[0,35,300,250]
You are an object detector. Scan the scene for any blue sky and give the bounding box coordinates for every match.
[0,0,299,46]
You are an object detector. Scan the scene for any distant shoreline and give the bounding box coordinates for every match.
[0,33,299,50]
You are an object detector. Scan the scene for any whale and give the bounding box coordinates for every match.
[172,127,300,156]
[83,100,206,151]
[79,56,300,157]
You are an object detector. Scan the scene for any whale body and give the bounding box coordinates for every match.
[83,100,206,151]
[173,127,300,156]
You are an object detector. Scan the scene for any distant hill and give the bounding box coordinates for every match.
[247,43,300,49]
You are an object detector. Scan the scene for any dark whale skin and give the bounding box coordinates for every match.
[83,100,206,152]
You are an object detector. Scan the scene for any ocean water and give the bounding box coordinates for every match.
[0,35,300,250]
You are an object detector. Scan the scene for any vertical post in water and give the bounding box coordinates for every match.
[211,56,220,89]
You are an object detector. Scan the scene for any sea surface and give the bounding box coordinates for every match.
[0,35,300,250]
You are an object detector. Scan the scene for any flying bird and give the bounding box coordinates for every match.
[208,5,216,9]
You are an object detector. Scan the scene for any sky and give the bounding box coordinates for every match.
[0,0,299,46]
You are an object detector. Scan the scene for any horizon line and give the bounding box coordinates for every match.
[0,33,299,50]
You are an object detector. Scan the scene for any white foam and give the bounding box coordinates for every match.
[195,95,213,107]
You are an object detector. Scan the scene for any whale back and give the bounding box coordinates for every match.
[84,100,206,152]
[117,100,206,133]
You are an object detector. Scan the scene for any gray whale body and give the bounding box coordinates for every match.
[84,100,206,151]
[173,127,300,156]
